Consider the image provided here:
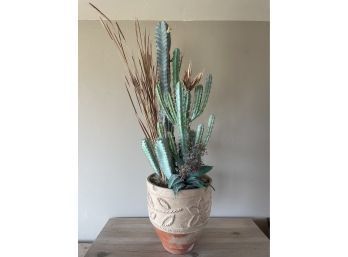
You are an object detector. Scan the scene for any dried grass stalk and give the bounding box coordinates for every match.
[90,3,158,141]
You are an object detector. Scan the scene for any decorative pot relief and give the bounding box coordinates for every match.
[147,177,212,234]
[187,197,211,228]
[147,194,183,226]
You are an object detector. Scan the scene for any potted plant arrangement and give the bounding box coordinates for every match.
[90,4,216,254]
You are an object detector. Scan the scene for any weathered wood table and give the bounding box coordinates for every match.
[85,218,269,257]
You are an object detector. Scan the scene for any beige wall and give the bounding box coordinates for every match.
[79,20,269,240]
[80,0,269,21]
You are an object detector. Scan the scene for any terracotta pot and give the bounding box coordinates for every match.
[146,174,212,255]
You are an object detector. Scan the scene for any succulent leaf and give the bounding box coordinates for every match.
[191,165,213,177]
[186,176,206,188]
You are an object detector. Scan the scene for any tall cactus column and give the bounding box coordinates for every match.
[155,21,172,132]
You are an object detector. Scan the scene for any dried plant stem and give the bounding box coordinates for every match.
[90,3,158,141]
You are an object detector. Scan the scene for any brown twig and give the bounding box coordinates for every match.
[90,3,158,141]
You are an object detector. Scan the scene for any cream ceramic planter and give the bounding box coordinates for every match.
[146,174,212,254]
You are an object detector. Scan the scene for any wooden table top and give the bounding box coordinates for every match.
[85,217,270,257]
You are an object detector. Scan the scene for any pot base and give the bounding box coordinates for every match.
[155,228,198,255]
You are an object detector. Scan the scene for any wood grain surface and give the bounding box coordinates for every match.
[85,218,269,257]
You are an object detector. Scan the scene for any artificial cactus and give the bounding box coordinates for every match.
[204,114,215,146]
[175,81,189,158]
[194,124,204,145]
[198,74,213,117]
[141,139,160,175]
[172,48,181,87]
[155,21,173,133]
[157,122,166,139]
[191,74,212,121]
[155,21,171,93]
[146,21,215,193]
[155,84,176,124]
[154,139,174,180]
[191,84,203,121]
[167,131,179,162]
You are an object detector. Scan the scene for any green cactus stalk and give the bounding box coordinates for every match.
[154,139,174,180]
[204,114,215,146]
[175,81,189,158]
[195,124,204,145]
[151,23,217,192]
[155,84,175,124]
[155,21,171,93]
[191,84,203,121]
[172,48,181,86]
[157,122,165,139]
[167,131,179,162]
[141,139,160,175]
[183,88,191,124]
[198,74,213,117]
[164,93,177,124]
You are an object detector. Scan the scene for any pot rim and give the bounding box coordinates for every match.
[147,173,212,198]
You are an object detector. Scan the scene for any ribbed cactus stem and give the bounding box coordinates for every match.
[197,74,212,117]
[172,48,181,86]
[191,84,203,121]
[175,81,189,157]
[164,93,177,124]
[156,84,175,124]
[154,139,174,180]
[155,21,171,93]
[184,89,191,124]
[167,131,179,161]
[141,139,160,175]
[157,122,165,139]
[204,114,215,146]
[195,124,204,145]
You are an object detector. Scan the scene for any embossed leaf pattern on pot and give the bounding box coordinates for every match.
[148,196,183,226]
[187,197,211,228]
[162,214,175,226]
[147,178,212,233]
[187,206,200,227]
[200,196,211,221]
[158,198,171,210]
[147,193,154,208]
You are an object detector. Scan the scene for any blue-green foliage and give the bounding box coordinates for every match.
[155,21,170,93]
[172,48,181,87]
[154,139,174,180]
[142,21,216,193]
[141,139,160,175]
[191,74,212,121]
